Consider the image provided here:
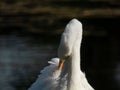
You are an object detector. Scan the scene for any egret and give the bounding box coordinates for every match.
[28,19,94,90]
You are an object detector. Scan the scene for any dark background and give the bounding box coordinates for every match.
[0,0,120,90]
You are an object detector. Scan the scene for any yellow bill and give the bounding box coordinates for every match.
[58,60,65,70]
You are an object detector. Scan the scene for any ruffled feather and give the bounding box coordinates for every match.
[28,58,61,90]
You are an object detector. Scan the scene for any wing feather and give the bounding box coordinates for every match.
[28,58,61,90]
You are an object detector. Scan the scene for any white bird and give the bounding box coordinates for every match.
[28,19,94,90]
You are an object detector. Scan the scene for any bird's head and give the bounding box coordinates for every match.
[58,18,83,70]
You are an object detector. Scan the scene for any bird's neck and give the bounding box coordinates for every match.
[62,40,82,90]
[69,41,81,90]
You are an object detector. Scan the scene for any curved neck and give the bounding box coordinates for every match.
[61,39,82,90]
[70,39,81,73]
[69,40,81,89]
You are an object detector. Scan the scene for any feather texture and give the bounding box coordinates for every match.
[28,19,94,90]
[28,58,61,90]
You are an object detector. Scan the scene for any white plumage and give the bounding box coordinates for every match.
[28,19,94,90]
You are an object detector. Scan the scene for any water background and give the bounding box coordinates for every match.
[0,1,120,90]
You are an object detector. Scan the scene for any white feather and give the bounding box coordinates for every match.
[28,19,94,90]
[28,58,61,90]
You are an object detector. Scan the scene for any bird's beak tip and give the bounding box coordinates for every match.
[58,60,65,70]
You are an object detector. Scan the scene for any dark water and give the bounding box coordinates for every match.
[0,34,120,90]
[0,34,57,90]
